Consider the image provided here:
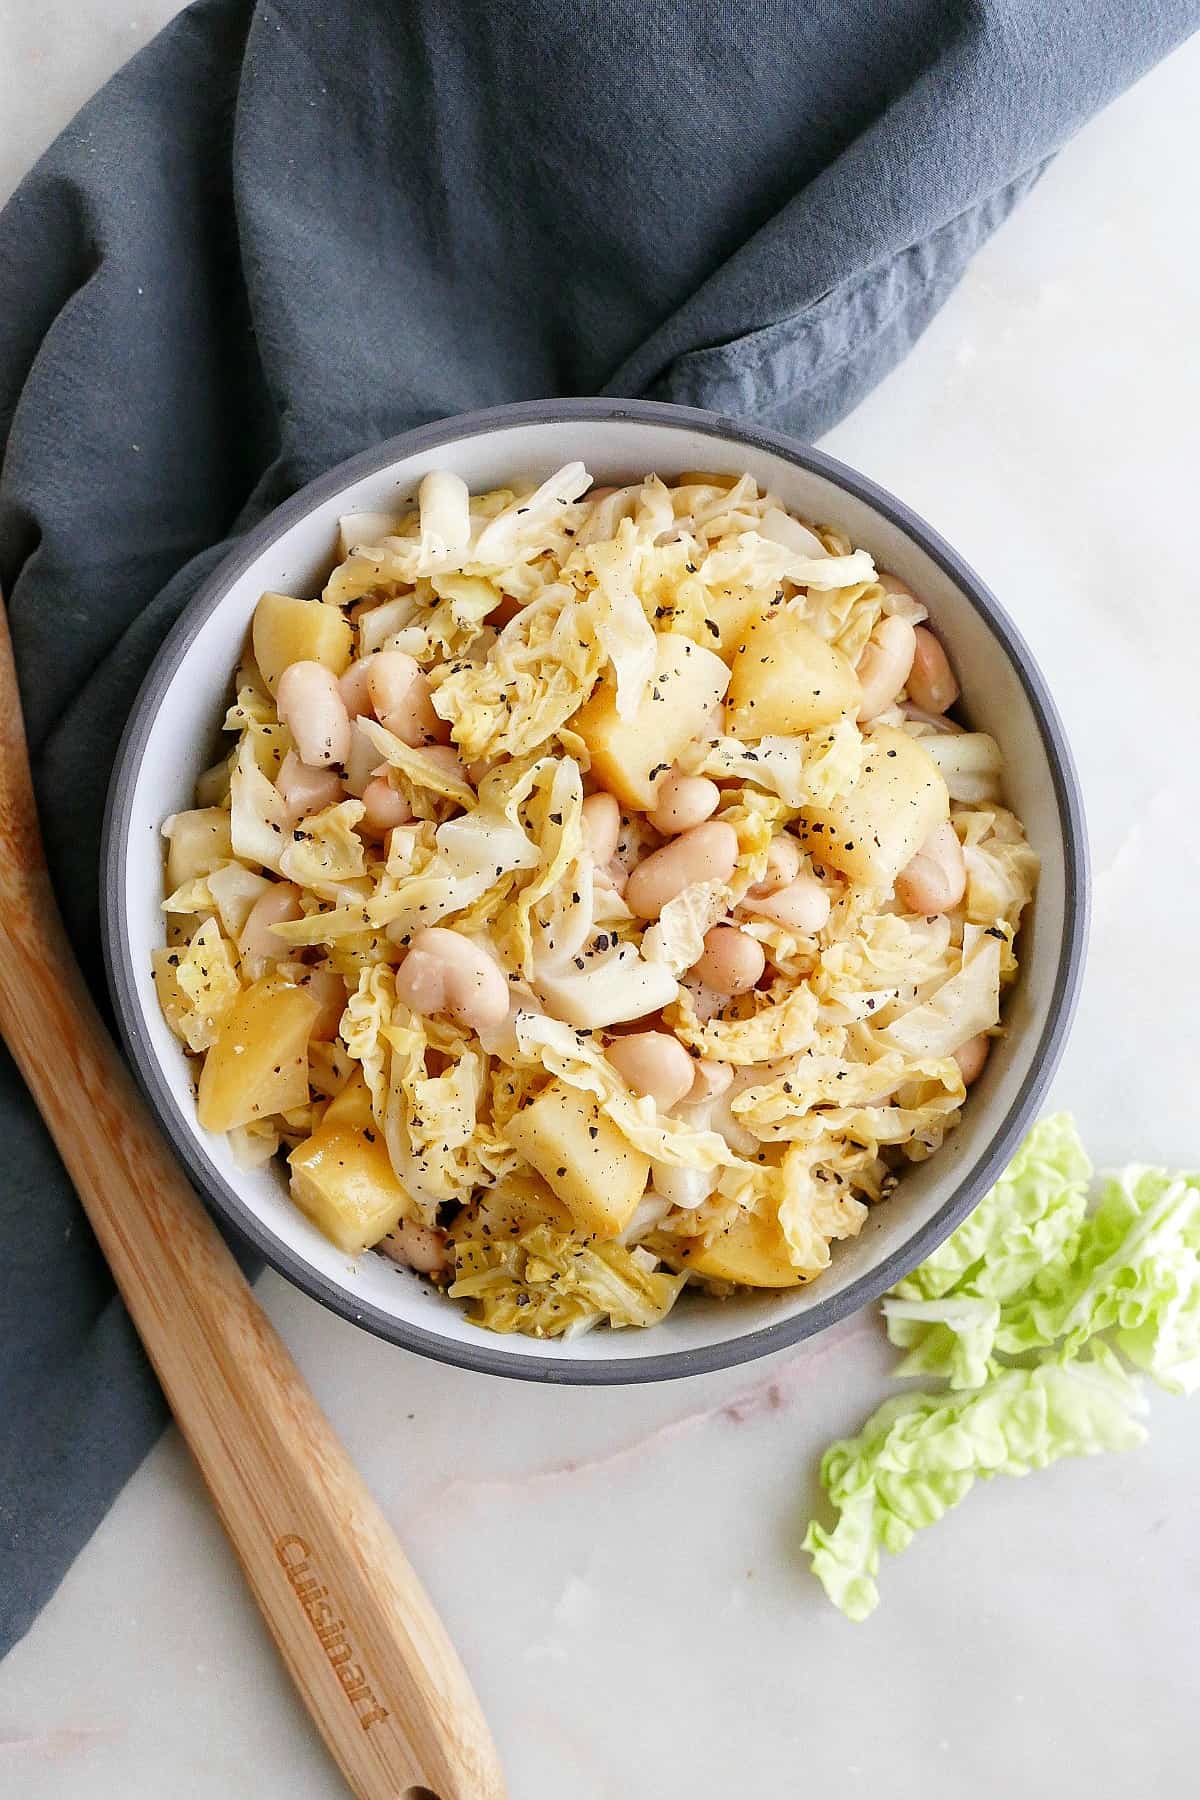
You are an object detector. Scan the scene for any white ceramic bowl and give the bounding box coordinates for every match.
[103,401,1087,1383]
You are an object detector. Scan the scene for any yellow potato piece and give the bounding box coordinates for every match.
[251,591,353,696]
[164,808,233,889]
[322,1066,375,1132]
[571,635,730,810]
[701,589,770,657]
[797,724,949,888]
[505,1081,650,1238]
[726,611,860,734]
[472,1175,574,1242]
[660,1207,806,1288]
[289,1123,412,1255]
[674,470,737,488]
[197,976,321,1134]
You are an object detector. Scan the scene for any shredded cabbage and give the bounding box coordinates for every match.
[279,800,368,891]
[672,983,819,1065]
[642,880,731,976]
[584,525,658,719]
[450,1221,685,1336]
[230,734,289,873]
[156,461,1037,1342]
[416,470,471,573]
[880,924,1002,1058]
[918,731,1005,803]
[153,918,241,1052]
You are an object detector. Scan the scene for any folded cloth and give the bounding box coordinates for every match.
[0,0,1194,1657]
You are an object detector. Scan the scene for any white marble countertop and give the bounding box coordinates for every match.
[3,9,1199,1796]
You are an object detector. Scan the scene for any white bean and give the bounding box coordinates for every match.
[581,791,622,865]
[954,1033,991,1086]
[337,657,376,719]
[379,1217,450,1277]
[647,773,720,835]
[418,742,470,786]
[680,976,728,1024]
[877,570,917,603]
[687,1059,734,1103]
[625,821,739,920]
[368,651,449,746]
[895,821,966,915]
[606,1032,696,1110]
[394,927,510,1032]
[276,661,352,768]
[238,883,303,962]
[743,873,830,934]
[360,775,414,834]
[693,925,765,995]
[275,751,345,822]
[907,626,960,715]
[855,615,916,722]
[748,832,802,897]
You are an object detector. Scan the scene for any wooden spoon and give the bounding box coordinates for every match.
[0,600,506,1800]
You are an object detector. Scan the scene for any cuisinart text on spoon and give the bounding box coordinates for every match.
[275,1535,389,1729]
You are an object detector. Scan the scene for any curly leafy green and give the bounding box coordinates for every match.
[803,1346,1144,1622]
[883,1114,1092,1386]
[804,1116,1199,1619]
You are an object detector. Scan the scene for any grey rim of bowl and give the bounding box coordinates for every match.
[101,398,1089,1385]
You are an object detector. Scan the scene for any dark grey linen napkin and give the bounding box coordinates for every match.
[1,0,1194,1658]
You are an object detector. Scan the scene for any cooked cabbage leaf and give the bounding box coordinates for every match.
[672,983,819,1065]
[152,917,242,1053]
[450,1221,685,1337]
[642,879,731,976]
[879,924,1002,1059]
[431,584,606,761]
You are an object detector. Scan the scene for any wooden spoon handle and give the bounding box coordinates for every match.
[0,604,505,1800]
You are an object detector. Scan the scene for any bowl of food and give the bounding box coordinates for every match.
[102,399,1087,1382]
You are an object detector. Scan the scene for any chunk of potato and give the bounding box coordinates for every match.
[674,470,737,488]
[289,1122,412,1255]
[163,808,233,889]
[796,724,949,888]
[658,1207,806,1288]
[701,589,769,657]
[197,976,320,1134]
[322,1066,374,1131]
[726,611,860,735]
[251,591,353,695]
[572,636,730,810]
[472,1175,574,1242]
[505,1081,650,1238]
